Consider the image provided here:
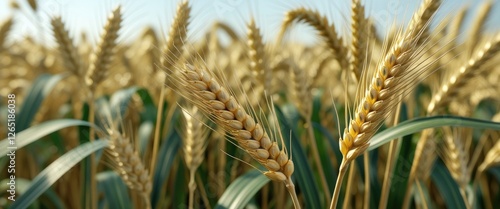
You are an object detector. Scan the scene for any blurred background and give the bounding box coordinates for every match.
[1,0,499,46]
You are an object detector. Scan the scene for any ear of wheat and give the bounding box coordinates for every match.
[165,63,300,208]
[162,0,191,71]
[427,34,500,113]
[279,8,350,76]
[85,6,122,91]
[181,106,208,209]
[106,126,152,209]
[51,17,83,77]
[331,0,442,208]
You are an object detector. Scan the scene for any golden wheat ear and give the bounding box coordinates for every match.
[85,6,122,91]
[179,105,208,209]
[162,0,191,71]
[51,17,83,77]
[99,106,152,209]
[279,8,349,75]
[331,1,444,209]
[164,63,301,208]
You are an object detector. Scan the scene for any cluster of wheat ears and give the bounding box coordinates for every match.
[1,0,500,208]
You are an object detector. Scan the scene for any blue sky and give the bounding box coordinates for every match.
[1,0,499,46]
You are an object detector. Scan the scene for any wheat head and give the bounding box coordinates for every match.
[85,6,122,91]
[51,17,83,77]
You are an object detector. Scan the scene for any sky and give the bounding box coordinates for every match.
[0,0,499,46]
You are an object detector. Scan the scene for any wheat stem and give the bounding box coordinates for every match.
[342,163,356,209]
[306,119,331,204]
[88,92,97,209]
[149,86,165,181]
[285,178,301,209]
[330,159,348,209]
[363,154,370,209]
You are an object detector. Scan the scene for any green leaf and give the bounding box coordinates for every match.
[370,116,500,150]
[215,170,270,209]
[431,161,467,209]
[386,133,414,209]
[0,178,65,209]
[17,73,66,131]
[10,140,109,209]
[276,104,322,209]
[172,162,187,208]
[311,93,336,192]
[151,129,181,208]
[97,171,132,209]
[0,119,91,157]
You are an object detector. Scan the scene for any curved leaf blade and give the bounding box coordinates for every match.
[10,140,109,209]
[276,105,322,208]
[0,119,91,157]
[215,170,270,209]
[97,171,132,209]
[17,73,66,131]
[431,161,467,209]
[370,116,500,150]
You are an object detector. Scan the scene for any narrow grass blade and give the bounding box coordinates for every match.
[151,129,181,208]
[10,140,109,209]
[17,73,66,131]
[370,116,500,150]
[97,171,132,209]
[431,161,467,209]
[277,104,322,209]
[215,170,270,209]
[0,119,91,157]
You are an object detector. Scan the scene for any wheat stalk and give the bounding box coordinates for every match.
[83,6,122,209]
[279,8,349,76]
[331,1,442,208]
[289,58,332,204]
[440,127,470,204]
[181,106,208,209]
[85,6,122,91]
[106,126,152,209]
[151,0,192,185]
[247,18,271,93]
[467,1,493,54]
[350,0,370,80]
[51,17,83,77]
[427,34,500,113]
[162,0,190,71]
[166,63,300,208]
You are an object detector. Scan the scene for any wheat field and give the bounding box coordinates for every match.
[1,0,500,208]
